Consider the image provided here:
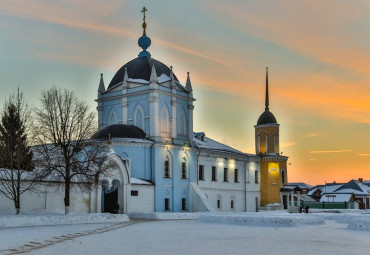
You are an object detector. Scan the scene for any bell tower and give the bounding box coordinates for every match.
[255,68,288,208]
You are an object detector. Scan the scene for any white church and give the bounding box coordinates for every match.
[0,8,289,214]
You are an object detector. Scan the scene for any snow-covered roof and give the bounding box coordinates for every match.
[193,132,253,156]
[288,182,313,189]
[131,178,153,185]
[320,194,355,203]
[296,194,317,202]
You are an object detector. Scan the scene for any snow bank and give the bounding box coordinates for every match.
[0,213,129,228]
[347,217,370,231]
[311,210,370,224]
[198,213,324,227]
[127,212,205,220]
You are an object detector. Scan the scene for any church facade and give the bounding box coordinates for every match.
[0,8,289,214]
[90,9,288,214]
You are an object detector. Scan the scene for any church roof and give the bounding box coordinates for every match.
[91,124,146,140]
[257,110,277,125]
[107,57,179,89]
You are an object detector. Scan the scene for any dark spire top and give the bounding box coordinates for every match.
[138,6,151,58]
[265,67,269,111]
[98,73,105,94]
[257,67,277,125]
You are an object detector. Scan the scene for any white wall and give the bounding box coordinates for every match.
[129,184,154,212]
[0,182,90,214]
[196,152,260,212]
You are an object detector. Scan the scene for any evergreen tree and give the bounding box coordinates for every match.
[0,89,35,214]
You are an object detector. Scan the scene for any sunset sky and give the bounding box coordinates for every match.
[1,0,370,185]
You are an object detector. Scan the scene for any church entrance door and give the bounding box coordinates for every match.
[104,187,118,213]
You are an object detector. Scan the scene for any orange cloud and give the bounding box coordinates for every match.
[309,150,352,154]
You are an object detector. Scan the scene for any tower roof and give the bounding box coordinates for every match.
[91,124,146,140]
[108,57,179,89]
[257,67,278,125]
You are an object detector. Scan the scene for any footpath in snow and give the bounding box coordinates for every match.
[0,213,129,228]
[1,210,370,231]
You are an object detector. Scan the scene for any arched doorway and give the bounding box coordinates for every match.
[102,179,120,213]
[95,153,130,214]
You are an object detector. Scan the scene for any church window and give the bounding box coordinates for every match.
[281,169,286,184]
[198,165,204,180]
[160,107,169,133]
[212,166,217,181]
[234,169,239,183]
[255,170,259,184]
[178,112,186,135]
[224,168,228,182]
[181,159,187,179]
[182,198,187,211]
[231,200,234,209]
[109,112,117,125]
[217,199,221,209]
[134,107,144,130]
[165,198,170,211]
[246,168,250,183]
[164,158,170,178]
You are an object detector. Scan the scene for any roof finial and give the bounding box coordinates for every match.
[186,72,193,92]
[265,67,269,111]
[98,73,105,94]
[138,7,151,58]
[141,6,148,35]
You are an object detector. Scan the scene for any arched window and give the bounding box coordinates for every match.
[274,131,279,154]
[134,107,144,130]
[181,158,187,179]
[257,130,268,154]
[178,112,186,136]
[160,107,169,134]
[164,156,171,178]
[109,112,117,125]
[281,169,286,184]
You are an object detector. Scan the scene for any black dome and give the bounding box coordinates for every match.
[257,110,277,125]
[108,57,179,89]
[91,124,146,140]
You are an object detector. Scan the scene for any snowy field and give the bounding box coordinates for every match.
[0,211,369,255]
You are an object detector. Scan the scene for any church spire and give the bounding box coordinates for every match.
[265,67,269,111]
[138,7,151,58]
[186,72,193,92]
[123,67,128,88]
[98,73,105,94]
[150,63,158,83]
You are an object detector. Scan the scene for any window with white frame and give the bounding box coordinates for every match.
[181,159,187,179]
[164,157,171,178]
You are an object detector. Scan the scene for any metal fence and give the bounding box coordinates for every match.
[301,201,349,209]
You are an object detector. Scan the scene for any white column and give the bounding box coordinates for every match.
[188,104,194,141]
[171,98,177,139]
[149,92,159,137]
[122,100,128,124]
[280,193,284,210]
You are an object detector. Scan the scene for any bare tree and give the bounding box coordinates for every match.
[33,87,113,214]
[0,89,38,214]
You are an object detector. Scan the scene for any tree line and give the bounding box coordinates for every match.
[0,87,113,215]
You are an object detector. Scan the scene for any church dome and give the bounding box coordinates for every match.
[107,57,178,89]
[257,110,277,125]
[91,124,146,140]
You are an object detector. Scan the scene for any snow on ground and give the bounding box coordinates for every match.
[0,213,129,228]
[347,217,370,231]
[127,212,204,220]
[197,212,324,226]
[15,219,370,255]
[0,211,370,254]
